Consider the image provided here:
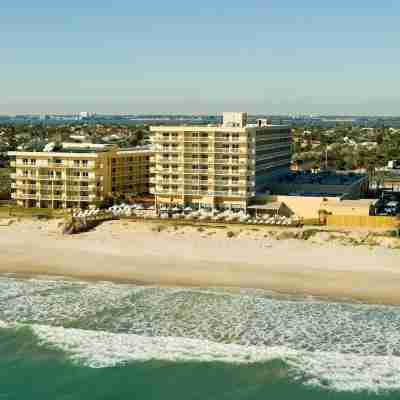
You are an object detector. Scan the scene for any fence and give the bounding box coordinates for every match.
[327,215,399,229]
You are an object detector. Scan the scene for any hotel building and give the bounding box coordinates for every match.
[150,112,292,209]
[9,143,152,209]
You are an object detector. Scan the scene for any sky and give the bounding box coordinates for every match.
[1,0,400,115]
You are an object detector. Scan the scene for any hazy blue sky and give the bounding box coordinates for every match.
[1,0,399,115]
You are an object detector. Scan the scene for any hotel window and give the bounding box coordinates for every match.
[232,166,239,171]
[171,165,178,170]
[162,154,169,159]
[200,133,208,138]
[192,165,198,170]
[172,175,179,180]
[162,164,169,169]
[200,186,208,192]
[162,185,169,190]
[192,132,199,138]
[30,159,36,165]
[171,185,178,191]
[163,133,169,138]
[23,159,28,165]
[232,156,239,163]
[55,159,62,165]
[82,160,88,167]
[82,172,89,177]
[74,160,80,166]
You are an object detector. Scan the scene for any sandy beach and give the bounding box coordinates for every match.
[0,218,399,305]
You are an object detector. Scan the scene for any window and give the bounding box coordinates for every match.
[82,160,88,166]
[74,160,80,166]
[23,159,28,165]
[55,159,62,165]
[82,172,89,177]
[30,159,36,165]
[163,133,169,138]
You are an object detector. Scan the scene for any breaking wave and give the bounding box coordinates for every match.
[2,276,400,392]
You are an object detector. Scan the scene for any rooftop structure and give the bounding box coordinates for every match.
[265,171,369,199]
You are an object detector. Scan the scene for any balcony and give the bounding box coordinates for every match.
[16,184,37,190]
[16,193,37,199]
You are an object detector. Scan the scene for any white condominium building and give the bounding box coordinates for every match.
[150,112,292,209]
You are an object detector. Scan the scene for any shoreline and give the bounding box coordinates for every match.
[0,219,399,306]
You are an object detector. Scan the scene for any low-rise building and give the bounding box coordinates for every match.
[8,143,152,209]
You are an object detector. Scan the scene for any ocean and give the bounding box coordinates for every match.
[1,275,399,399]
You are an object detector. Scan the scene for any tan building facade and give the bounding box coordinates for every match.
[9,143,152,209]
[150,112,292,209]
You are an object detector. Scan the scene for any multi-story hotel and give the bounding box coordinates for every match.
[150,112,292,210]
[9,143,152,209]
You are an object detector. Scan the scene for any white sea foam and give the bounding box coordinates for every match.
[3,276,400,392]
[27,324,400,393]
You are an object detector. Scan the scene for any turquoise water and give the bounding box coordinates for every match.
[1,276,399,399]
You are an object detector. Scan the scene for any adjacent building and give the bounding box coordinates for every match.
[9,143,152,209]
[149,112,292,210]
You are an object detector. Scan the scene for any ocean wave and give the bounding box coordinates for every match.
[28,324,400,393]
[0,321,396,393]
[3,276,400,393]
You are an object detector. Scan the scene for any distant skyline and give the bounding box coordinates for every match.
[1,0,400,115]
